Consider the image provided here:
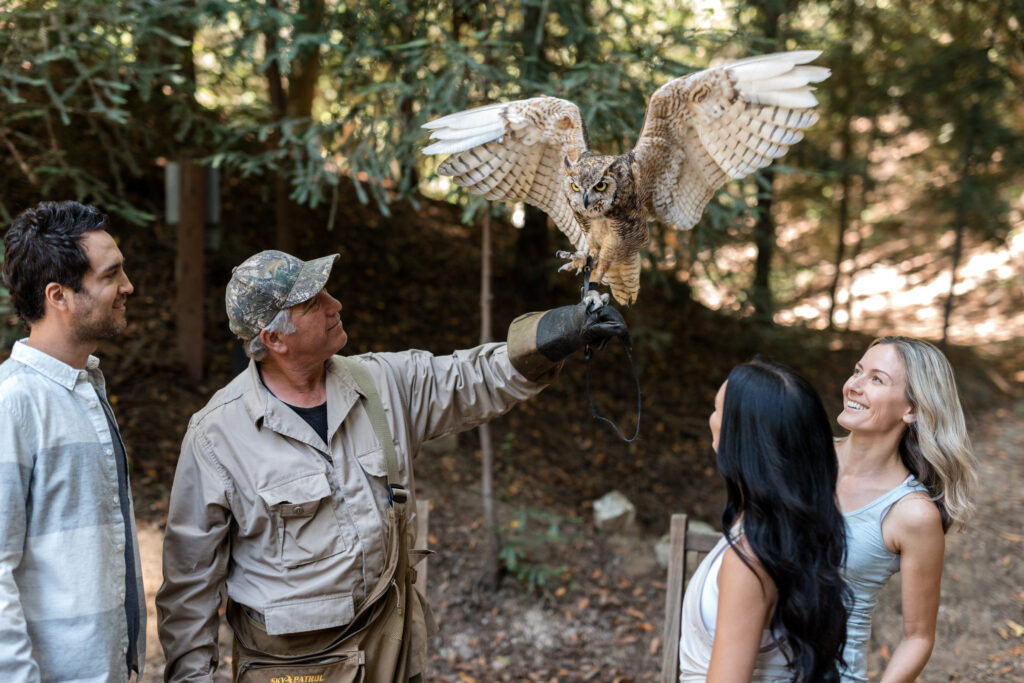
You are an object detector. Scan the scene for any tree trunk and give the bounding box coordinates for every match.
[828,5,855,331]
[827,150,850,330]
[266,0,325,252]
[752,169,775,323]
[748,0,782,324]
[285,0,325,119]
[941,103,977,348]
[513,0,552,306]
[477,209,501,591]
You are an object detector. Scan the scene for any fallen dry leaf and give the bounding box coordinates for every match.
[1006,619,1024,638]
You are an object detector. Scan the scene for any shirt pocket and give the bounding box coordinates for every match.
[354,447,389,479]
[259,473,346,568]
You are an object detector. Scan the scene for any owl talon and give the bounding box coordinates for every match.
[584,290,609,310]
[556,249,589,275]
[557,262,579,274]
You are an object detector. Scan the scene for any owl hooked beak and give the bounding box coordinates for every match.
[583,191,590,208]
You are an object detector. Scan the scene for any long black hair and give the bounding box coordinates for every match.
[717,358,850,682]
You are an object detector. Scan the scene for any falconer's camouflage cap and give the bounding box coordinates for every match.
[226,250,339,341]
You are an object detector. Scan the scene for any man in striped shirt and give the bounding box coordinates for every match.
[0,201,145,681]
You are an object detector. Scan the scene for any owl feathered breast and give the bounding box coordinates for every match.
[423,50,830,306]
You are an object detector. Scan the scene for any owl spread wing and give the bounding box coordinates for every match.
[422,97,591,252]
[631,50,830,231]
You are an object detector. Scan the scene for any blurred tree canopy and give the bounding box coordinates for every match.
[1,0,1021,337]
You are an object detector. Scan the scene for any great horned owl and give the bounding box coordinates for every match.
[423,50,830,307]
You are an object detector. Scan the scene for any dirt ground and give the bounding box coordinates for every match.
[868,403,1024,682]
[135,396,1024,682]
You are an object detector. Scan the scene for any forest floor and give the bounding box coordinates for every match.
[6,183,1018,682]
[134,398,1024,682]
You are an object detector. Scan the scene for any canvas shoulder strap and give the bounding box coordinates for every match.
[340,356,404,504]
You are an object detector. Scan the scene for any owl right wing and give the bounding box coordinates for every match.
[631,50,830,230]
[422,97,591,252]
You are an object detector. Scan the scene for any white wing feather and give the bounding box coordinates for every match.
[633,50,830,230]
[422,97,590,251]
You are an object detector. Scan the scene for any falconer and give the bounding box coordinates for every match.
[156,249,629,682]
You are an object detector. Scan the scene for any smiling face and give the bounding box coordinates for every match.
[837,343,916,435]
[66,230,133,343]
[285,288,347,363]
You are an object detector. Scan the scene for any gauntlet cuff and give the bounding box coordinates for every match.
[506,311,565,383]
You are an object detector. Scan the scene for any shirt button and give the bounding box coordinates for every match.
[79,371,87,381]
[116,543,125,552]
[122,645,127,654]
[105,449,113,456]
[88,400,97,408]
[292,506,305,515]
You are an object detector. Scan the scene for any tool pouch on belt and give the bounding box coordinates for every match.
[228,357,435,683]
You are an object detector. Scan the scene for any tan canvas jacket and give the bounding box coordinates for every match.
[157,343,548,682]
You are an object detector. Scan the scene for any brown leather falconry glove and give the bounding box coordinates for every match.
[506,303,630,382]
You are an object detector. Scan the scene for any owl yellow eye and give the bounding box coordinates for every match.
[570,182,581,192]
[594,181,608,192]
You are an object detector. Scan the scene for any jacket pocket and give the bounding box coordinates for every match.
[354,446,389,479]
[259,473,345,568]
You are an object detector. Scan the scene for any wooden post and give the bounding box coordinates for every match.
[414,499,430,596]
[177,160,205,382]
[660,513,688,683]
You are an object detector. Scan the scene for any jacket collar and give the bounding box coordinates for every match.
[11,339,101,391]
[240,355,362,451]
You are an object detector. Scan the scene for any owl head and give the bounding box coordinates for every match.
[563,153,633,218]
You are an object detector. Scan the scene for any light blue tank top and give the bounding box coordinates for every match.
[840,476,929,682]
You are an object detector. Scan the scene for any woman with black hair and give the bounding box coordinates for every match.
[678,359,850,682]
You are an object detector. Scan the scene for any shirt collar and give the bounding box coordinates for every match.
[241,356,361,429]
[10,339,100,391]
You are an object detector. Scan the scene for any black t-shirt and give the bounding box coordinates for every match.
[285,401,328,444]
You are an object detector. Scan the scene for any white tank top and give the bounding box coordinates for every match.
[696,535,790,646]
[679,530,793,682]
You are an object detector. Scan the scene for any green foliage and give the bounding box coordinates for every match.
[3,0,1021,333]
[0,0,195,225]
[499,507,582,594]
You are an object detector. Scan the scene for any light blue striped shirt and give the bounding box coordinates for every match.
[0,340,145,682]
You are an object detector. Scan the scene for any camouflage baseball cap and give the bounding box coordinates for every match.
[226,250,339,340]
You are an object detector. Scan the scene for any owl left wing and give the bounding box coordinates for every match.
[423,97,590,252]
[631,50,830,230]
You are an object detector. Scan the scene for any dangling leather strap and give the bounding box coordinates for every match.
[340,356,406,509]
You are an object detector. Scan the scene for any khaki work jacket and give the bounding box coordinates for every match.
[156,343,547,682]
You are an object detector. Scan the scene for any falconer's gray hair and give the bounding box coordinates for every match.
[243,308,296,360]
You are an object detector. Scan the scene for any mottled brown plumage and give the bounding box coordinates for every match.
[423,50,830,306]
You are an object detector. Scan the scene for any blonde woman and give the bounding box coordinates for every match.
[836,336,976,682]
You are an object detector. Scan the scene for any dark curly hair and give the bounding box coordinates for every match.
[2,201,110,325]
[717,358,850,682]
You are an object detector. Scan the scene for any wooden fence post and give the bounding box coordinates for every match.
[177,160,205,382]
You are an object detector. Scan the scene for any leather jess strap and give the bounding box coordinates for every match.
[340,357,406,506]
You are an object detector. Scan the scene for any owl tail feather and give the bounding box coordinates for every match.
[602,252,642,307]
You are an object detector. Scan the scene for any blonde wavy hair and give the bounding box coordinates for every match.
[871,336,977,531]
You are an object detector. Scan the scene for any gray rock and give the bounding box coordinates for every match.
[592,490,636,534]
